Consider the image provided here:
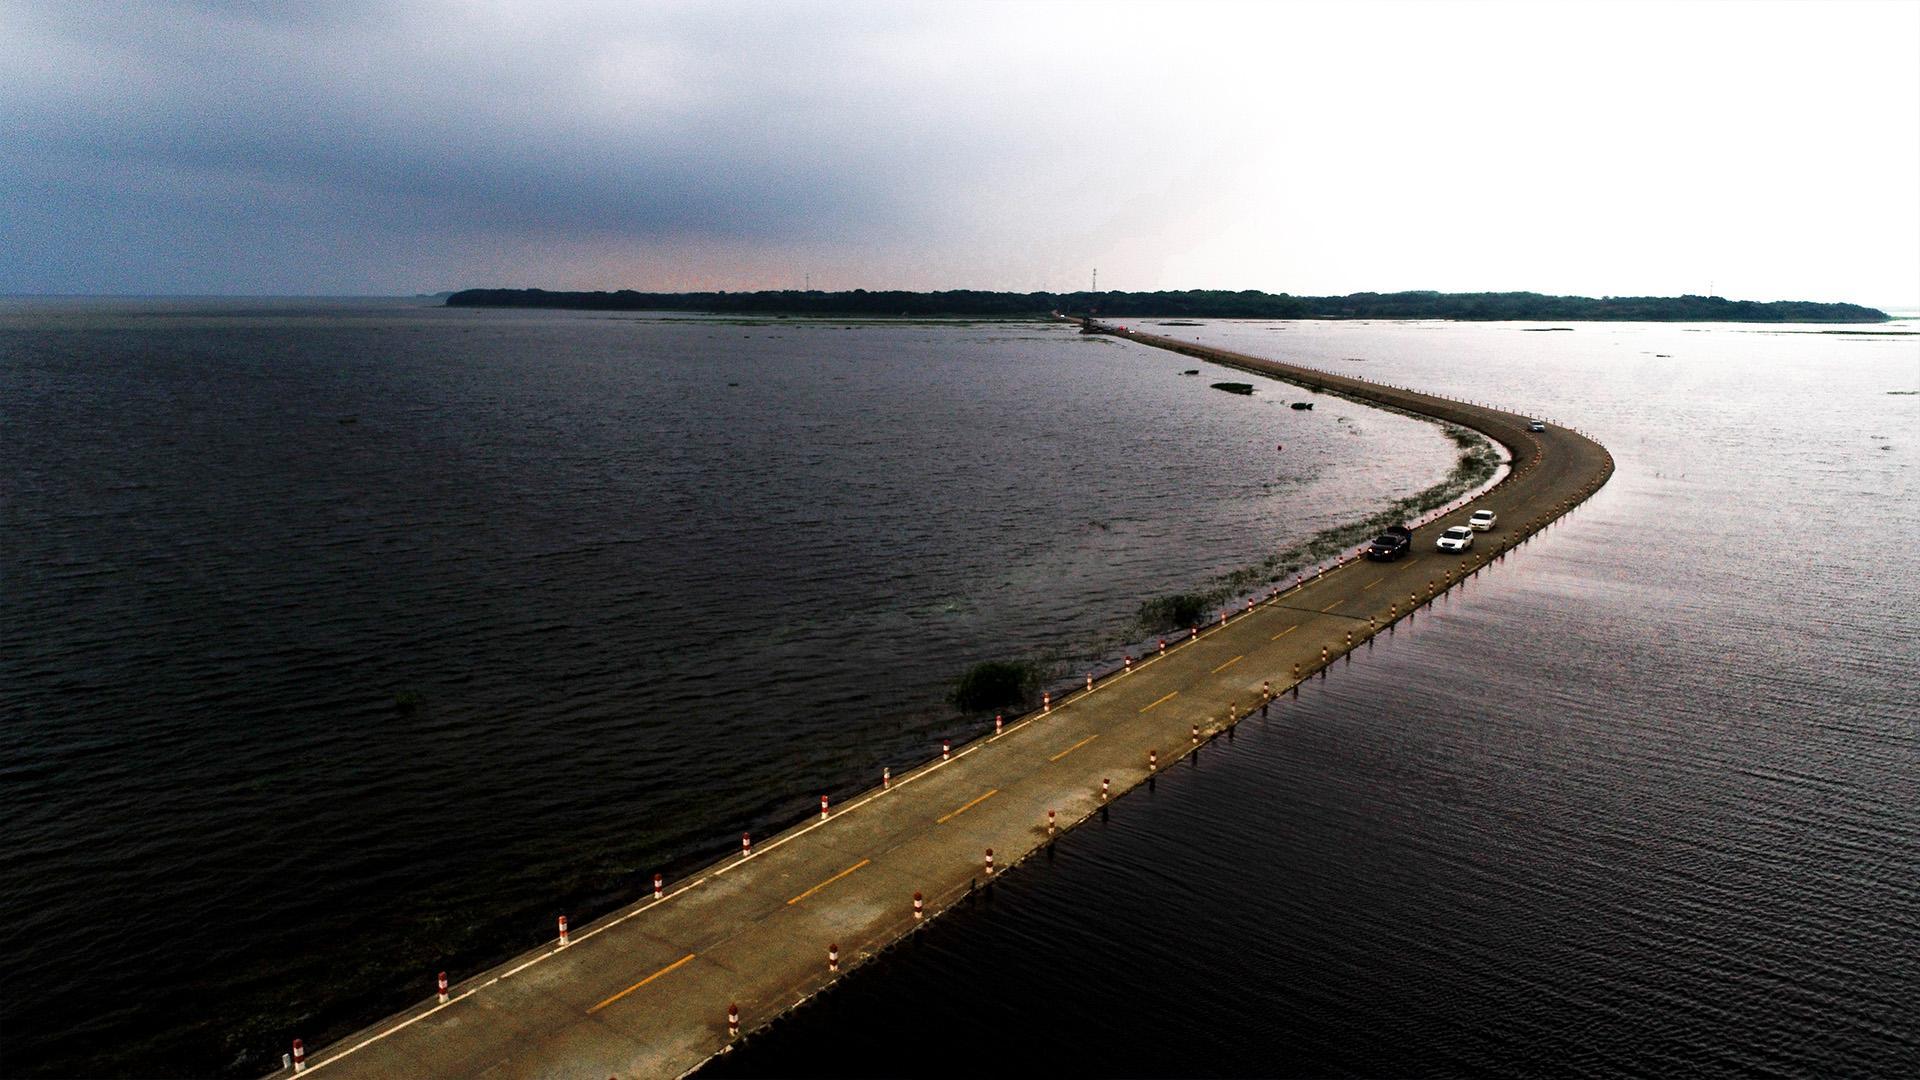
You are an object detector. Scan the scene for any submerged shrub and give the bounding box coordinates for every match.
[1138,591,1216,632]
[952,660,1043,712]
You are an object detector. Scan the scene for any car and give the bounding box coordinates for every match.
[1436,525,1474,552]
[1365,524,1413,561]
[1528,419,1547,432]
[1469,509,1497,531]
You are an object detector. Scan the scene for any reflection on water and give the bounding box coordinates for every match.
[706,320,1919,1078]
[0,302,1463,1077]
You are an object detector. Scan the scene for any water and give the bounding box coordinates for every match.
[0,301,1464,1077]
[706,319,1920,1077]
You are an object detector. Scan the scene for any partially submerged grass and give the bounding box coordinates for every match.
[1136,423,1499,632]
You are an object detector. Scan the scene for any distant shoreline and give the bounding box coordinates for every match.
[445,287,1889,323]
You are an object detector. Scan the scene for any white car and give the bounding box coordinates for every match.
[1436,525,1475,552]
[1469,509,1497,531]
[1528,419,1547,432]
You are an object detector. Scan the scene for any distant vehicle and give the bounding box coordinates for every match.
[1366,525,1413,561]
[1469,509,1497,531]
[1528,419,1547,432]
[1437,525,1475,552]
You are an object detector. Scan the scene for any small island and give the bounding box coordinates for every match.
[445,287,1889,323]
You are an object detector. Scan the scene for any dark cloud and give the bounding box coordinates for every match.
[1,1,1009,291]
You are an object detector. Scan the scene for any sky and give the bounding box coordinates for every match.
[3,0,1917,305]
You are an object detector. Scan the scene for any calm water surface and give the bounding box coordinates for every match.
[707,318,1919,1077]
[0,301,1463,1076]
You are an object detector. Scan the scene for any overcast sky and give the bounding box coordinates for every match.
[4,0,1916,304]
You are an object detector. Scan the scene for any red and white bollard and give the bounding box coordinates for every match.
[1043,692,1052,713]
[654,873,664,900]
[942,738,951,761]
[1101,777,1110,800]
[557,915,570,947]
[1246,598,1254,614]
[437,970,450,1005]
[1086,673,1093,692]
[728,1003,740,1039]
[1159,638,1167,656]
[995,713,1003,735]
[820,794,830,820]
[1191,724,1200,745]
[742,832,752,858]
[1190,626,1198,640]
[1297,574,1304,588]
[913,891,924,920]
[1345,630,1352,648]
[984,849,995,876]
[1149,749,1158,772]
[1263,680,1272,699]
[292,1039,306,1073]
[1321,646,1329,663]
[1124,656,1132,674]
[1047,809,1056,835]
[828,943,839,972]
[1219,610,1228,627]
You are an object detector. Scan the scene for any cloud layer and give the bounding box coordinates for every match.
[4,0,1917,304]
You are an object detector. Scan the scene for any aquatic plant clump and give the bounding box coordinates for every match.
[1137,592,1214,632]
[951,659,1044,712]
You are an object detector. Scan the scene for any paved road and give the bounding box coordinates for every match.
[271,323,1614,1079]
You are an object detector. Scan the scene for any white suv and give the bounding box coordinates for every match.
[1469,509,1497,531]
[1436,525,1475,552]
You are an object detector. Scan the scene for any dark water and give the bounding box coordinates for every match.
[707,319,1920,1077]
[0,300,1464,1077]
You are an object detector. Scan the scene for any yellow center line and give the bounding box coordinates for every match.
[937,789,998,824]
[1140,691,1177,713]
[588,953,696,1014]
[1320,600,1343,613]
[787,858,870,906]
[1049,734,1098,762]
[1362,576,1384,590]
[1211,654,1243,674]
[1271,625,1298,641]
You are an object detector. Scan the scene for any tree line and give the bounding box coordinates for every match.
[445,287,1887,322]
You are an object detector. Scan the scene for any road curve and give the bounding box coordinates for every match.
[266,322,1613,1079]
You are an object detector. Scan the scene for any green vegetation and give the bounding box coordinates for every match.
[1138,592,1215,632]
[951,659,1044,712]
[447,287,1888,323]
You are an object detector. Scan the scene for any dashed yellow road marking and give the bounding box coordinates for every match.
[1211,655,1243,674]
[1140,691,1177,713]
[1271,625,1298,641]
[1362,576,1384,590]
[787,859,870,906]
[937,789,998,824]
[1049,734,1098,762]
[588,954,696,1014]
[1320,600,1343,613]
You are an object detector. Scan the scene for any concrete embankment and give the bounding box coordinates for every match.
[266,323,1613,1080]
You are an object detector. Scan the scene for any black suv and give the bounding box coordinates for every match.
[1366,525,1413,561]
